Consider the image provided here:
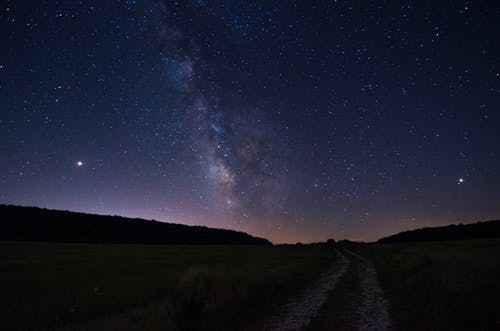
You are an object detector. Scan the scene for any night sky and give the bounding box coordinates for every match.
[2,1,500,243]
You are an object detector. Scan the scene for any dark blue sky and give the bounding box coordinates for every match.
[2,0,500,242]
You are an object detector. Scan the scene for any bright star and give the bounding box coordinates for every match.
[458,178,464,184]
[76,161,83,167]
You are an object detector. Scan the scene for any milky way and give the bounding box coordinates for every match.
[2,0,500,242]
[159,18,291,228]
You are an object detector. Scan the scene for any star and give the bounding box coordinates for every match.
[76,161,84,167]
[458,178,464,184]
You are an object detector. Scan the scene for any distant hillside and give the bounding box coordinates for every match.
[378,220,500,243]
[0,205,271,245]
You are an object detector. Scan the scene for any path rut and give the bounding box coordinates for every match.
[343,249,391,331]
[265,249,349,331]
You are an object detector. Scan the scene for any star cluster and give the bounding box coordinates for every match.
[1,0,500,242]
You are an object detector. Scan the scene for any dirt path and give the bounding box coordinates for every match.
[265,249,349,331]
[265,248,391,331]
[343,249,391,331]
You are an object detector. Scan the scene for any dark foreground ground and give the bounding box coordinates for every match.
[0,242,335,331]
[364,239,500,331]
[1,240,500,330]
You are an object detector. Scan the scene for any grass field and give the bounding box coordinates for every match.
[0,242,336,331]
[3,240,500,330]
[360,239,500,331]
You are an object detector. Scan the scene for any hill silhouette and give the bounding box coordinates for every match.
[0,205,271,245]
[378,220,500,243]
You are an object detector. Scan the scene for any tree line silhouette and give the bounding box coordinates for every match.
[0,205,271,245]
[378,220,500,243]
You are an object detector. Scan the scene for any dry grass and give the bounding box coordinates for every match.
[359,239,500,330]
[0,242,336,330]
